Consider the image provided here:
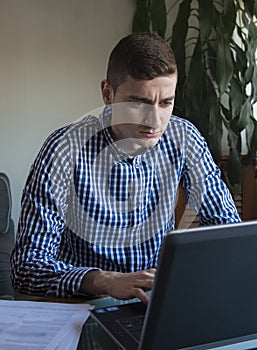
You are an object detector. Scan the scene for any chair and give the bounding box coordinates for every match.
[0,172,15,299]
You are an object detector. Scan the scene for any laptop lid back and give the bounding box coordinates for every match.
[140,221,257,350]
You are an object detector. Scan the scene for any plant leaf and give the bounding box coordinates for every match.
[233,43,247,79]
[243,0,256,16]
[199,0,214,44]
[208,77,223,162]
[220,105,232,123]
[184,39,206,125]
[207,41,217,83]
[132,0,151,33]
[238,97,252,131]
[230,97,251,133]
[171,0,191,79]
[222,0,237,36]
[226,128,242,186]
[215,21,234,94]
[248,20,257,40]
[254,1,257,16]
[229,77,244,119]
[252,63,257,103]
[244,64,254,84]
[171,0,191,117]
[244,117,257,164]
[149,0,167,38]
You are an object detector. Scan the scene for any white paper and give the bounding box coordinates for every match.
[0,300,93,350]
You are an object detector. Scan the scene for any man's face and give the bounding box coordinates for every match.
[101,74,177,154]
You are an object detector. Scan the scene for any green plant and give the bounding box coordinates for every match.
[132,0,257,193]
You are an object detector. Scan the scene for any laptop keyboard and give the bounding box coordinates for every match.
[117,315,145,342]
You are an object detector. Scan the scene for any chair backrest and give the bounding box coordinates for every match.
[0,172,14,299]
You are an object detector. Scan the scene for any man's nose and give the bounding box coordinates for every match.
[143,105,161,128]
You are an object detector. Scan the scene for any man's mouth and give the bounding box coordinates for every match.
[139,129,162,138]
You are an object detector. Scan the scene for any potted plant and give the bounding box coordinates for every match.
[132,0,257,195]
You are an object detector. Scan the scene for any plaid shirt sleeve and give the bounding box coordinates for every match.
[10,126,100,297]
[181,122,241,225]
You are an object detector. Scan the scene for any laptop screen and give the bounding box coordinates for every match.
[140,220,257,350]
[91,221,257,350]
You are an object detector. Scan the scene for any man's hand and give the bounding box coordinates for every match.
[80,269,156,304]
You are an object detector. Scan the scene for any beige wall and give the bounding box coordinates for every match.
[0,0,135,227]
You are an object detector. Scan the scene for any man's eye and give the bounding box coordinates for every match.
[161,101,173,107]
[130,101,145,108]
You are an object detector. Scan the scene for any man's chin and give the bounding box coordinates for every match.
[132,138,159,153]
[114,137,159,155]
[140,135,160,147]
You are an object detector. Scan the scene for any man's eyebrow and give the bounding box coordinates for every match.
[127,95,153,104]
[162,95,175,101]
[127,95,175,104]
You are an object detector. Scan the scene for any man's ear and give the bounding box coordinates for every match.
[101,80,114,105]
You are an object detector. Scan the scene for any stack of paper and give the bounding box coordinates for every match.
[0,300,93,349]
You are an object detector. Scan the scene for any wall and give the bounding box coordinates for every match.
[0,0,135,228]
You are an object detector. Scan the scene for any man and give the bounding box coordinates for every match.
[10,33,240,304]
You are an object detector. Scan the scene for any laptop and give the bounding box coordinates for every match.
[91,220,257,350]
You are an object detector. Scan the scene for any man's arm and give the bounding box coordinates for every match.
[10,128,81,297]
[182,122,241,225]
[80,269,156,304]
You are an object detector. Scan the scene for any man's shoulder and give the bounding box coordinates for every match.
[60,114,101,134]
[165,115,201,139]
[168,115,198,130]
[160,115,206,154]
[35,114,102,160]
[46,114,102,143]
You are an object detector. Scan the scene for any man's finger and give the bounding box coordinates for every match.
[132,288,150,305]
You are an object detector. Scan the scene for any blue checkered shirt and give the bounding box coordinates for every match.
[10,108,241,297]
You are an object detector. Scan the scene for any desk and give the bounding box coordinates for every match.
[33,294,140,350]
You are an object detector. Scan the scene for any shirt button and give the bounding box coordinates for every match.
[135,159,141,168]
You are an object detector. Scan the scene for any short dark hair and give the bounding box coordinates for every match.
[106,32,177,92]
